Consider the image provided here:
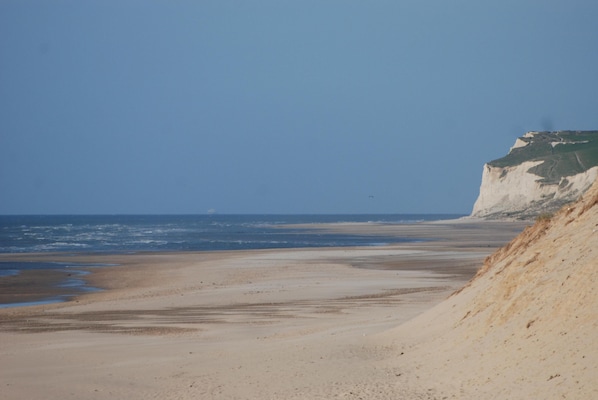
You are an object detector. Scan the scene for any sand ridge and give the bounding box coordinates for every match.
[381,179,598,399]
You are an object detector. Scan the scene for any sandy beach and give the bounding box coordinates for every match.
[0,219,526,399]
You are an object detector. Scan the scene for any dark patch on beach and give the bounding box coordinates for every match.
[0,269,82,305]
[0,286,446,336]
[350,254,484,278]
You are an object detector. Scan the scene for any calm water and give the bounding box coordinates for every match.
[0,214,462,308]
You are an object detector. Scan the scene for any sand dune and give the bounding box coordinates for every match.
[383,179,598,398]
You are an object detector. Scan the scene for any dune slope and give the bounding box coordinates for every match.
[389,179,598,399]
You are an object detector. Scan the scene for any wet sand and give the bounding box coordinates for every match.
[0,219,526,399]
[0,269,75,306]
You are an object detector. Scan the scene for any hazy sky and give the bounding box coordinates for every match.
[1,1,598,214]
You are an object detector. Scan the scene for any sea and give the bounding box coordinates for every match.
[0,214,462,308]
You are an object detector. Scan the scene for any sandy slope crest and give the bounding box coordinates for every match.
[385,179,598,399]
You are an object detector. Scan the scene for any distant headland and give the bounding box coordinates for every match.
[471,130,598,219]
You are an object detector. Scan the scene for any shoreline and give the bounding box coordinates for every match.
[0,219,527,308]
[0,219,526,399]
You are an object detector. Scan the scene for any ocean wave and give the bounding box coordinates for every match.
[29,243,92,252]
[126,239,169,246]
[0,214,451,254]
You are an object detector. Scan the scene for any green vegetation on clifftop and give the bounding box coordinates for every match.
[489,131,598,184]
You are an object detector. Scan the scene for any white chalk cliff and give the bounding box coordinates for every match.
[471,131,598,219]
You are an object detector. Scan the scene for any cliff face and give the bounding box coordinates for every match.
[471,130,598,219]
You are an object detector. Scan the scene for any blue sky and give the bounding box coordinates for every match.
[1,1,597,214]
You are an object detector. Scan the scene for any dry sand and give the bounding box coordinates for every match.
[379,182,598,399]
[0,219,527,399]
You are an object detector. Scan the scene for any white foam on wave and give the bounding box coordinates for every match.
[32,242,91,252]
